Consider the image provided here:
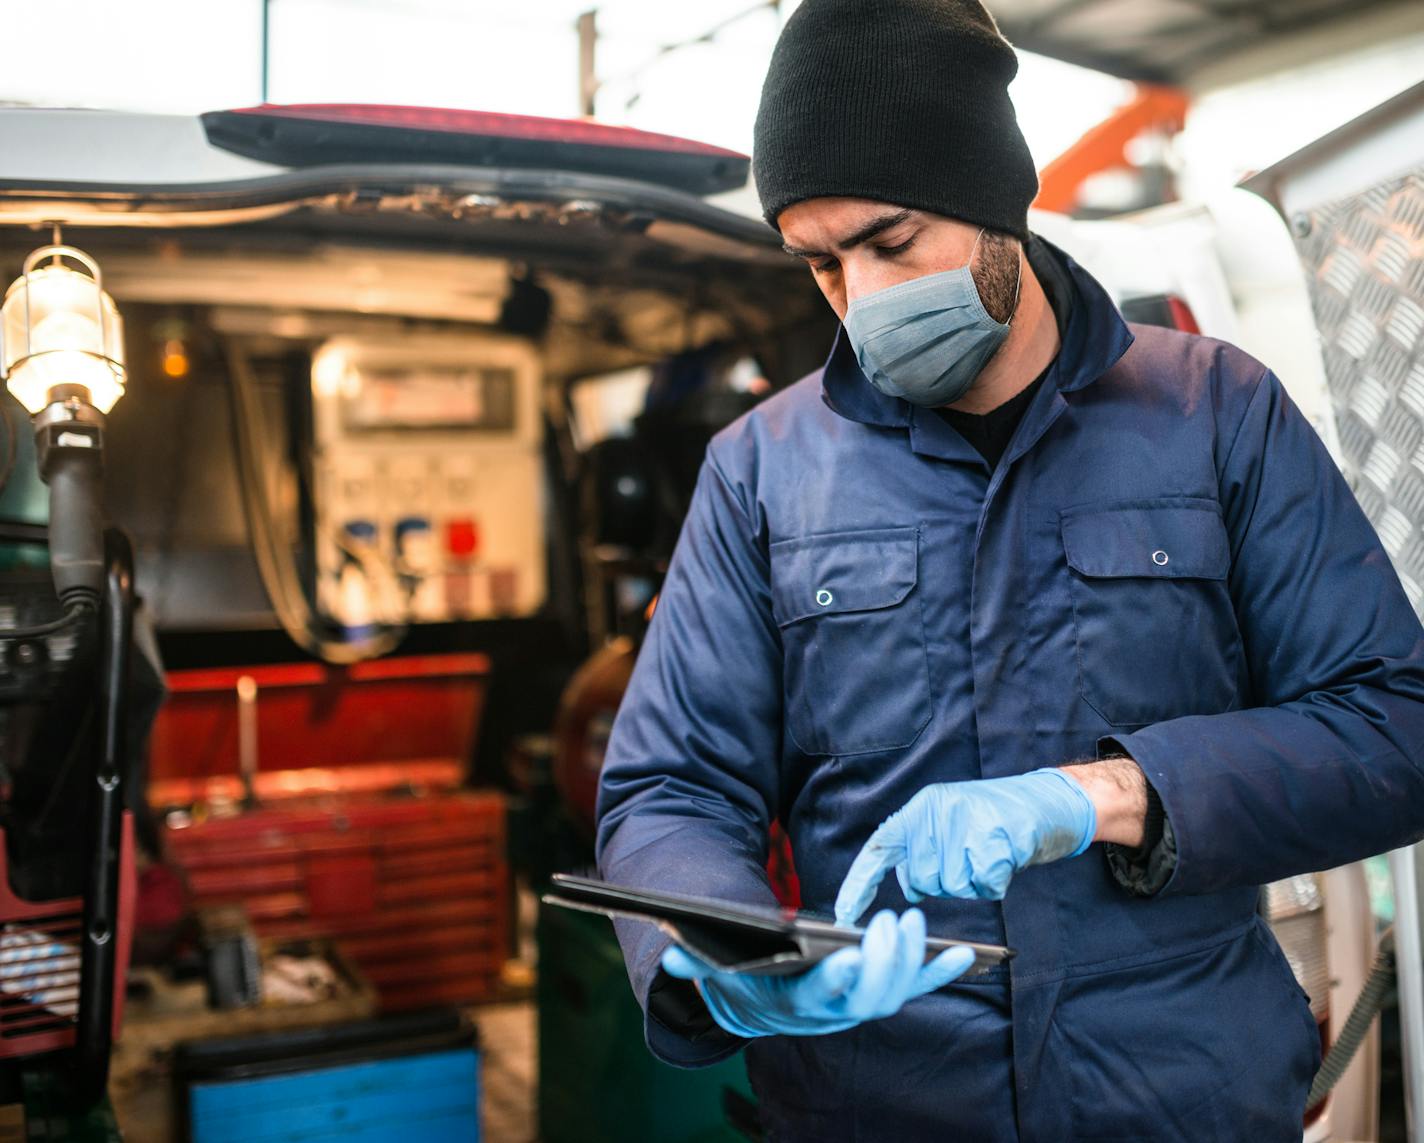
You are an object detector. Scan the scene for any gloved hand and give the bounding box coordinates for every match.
[835,768,1096,924]
[660,907,975,1039]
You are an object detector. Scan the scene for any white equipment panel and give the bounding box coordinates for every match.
[310,334,546,626]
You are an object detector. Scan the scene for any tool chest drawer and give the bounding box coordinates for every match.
[165,791,508,1010]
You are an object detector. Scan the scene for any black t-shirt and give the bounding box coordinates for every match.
[931,236,1072,470]
[936,370,1047,470]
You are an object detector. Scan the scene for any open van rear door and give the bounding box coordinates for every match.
[1245,78,1424,1143]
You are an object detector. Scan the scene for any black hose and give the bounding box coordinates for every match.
[1307,928,1396,1111]
[72,528,133,1107]
[44,446,105,612]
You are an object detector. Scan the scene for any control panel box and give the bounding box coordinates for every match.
[310,334,546,626]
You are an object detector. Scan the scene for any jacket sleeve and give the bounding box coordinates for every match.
[595,447,782,1066]
[1110,368,1424,896]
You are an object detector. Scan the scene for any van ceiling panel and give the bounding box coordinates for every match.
[97,246,511,324]
[991,0,1424,88]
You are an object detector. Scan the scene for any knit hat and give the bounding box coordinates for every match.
[752,0,1039,239]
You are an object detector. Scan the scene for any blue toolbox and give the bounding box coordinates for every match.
[174,1009,480,1142]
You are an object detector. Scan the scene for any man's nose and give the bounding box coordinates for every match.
[842,257,912,310]
[842,262,886,309]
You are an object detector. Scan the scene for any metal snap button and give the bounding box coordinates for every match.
[1152,550,1169,566]
[815,588,834,607]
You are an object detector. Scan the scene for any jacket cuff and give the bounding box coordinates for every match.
[1098,737,1178,897]
[646,968,745,1067]
[598,816,773,1067]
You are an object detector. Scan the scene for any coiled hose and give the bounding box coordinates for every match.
[223,338,405,664]
[1307,928,1396,1111]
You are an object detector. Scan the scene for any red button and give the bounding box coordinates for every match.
[445,518,480,558]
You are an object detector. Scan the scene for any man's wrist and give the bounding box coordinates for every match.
[1058,757,1148,849]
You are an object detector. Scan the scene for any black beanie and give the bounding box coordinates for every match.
[752,0,1038,239]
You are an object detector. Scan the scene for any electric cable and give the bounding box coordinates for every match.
[226,337,405,662]
[0,599,95,639]
[330,523,411,624]
[222,337,405,665]
[602,0,781,111]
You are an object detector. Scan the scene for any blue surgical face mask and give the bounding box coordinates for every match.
[842,229,1021,407]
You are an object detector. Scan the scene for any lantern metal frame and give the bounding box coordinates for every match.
[1,243,127,411]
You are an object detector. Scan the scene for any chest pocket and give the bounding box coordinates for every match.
[1062,500,1243,728]
[770,527,931,756]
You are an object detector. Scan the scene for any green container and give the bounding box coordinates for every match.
[538,899,756,1143]
[0,395,47,530]
[0,395,50,575]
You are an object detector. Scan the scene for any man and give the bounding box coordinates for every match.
[596,1,1424,1139]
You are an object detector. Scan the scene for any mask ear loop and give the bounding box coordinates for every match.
[969,229,1023,327]
[1005,239,1024,328]
[969,226,986,266]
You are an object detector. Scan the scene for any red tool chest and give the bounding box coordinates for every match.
[148,655,492,783]
[162,791,507,1010]
[149,654,509,1010]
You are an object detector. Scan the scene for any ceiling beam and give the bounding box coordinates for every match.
[996,0,1424,87]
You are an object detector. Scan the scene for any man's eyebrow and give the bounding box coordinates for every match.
[780,209,915,260]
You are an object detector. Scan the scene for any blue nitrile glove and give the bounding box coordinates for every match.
[835,768,1097,924]
[659,908,975,1039]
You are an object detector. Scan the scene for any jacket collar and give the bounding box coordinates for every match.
[819,234,1135,428]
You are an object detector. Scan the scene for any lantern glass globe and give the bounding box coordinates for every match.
[2,256,126,415]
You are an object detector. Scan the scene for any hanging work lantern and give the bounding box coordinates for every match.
[1,244,126,416]
[0,238,127,612]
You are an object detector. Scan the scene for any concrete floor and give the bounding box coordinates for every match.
[477,1001,538,1143]
[113,882,543,1141]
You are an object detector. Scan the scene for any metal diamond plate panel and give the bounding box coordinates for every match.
[1294,168,1424,613]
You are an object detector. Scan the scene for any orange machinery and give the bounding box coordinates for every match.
[1034,83,1190,216]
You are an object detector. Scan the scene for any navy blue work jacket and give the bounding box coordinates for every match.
[596,239,1424,1141]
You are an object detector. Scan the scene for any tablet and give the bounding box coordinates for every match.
[542,873,1014,977]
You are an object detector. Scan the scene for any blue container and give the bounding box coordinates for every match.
[176,1010,480,1142]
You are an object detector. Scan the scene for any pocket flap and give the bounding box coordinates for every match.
[1062,504,1230,580]
[770,527,919,626]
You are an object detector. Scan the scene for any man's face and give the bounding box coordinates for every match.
[778,197,1019,324]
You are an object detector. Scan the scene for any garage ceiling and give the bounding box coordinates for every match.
[989,0,1424,89]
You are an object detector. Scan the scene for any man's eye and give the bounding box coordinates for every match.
[876,236,917,258]
[812,259,840,274]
